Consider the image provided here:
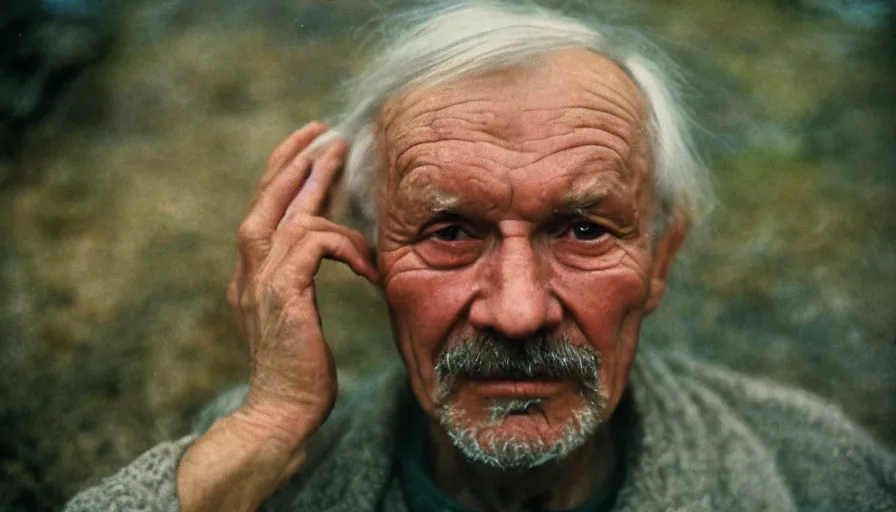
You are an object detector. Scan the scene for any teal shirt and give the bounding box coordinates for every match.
[396,399,626,512]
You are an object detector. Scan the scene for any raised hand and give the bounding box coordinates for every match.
[177,122,378,512]
[228,121,378,439]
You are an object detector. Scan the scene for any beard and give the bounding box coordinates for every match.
[433,333,606,470]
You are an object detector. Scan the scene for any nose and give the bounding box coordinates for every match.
[468,236,562,338]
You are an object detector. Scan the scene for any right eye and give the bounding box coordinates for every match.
[415,219,483,269]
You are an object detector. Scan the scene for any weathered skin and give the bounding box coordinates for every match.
[176,123,380,512]
[377,48,686,509]
[175,49,686,512]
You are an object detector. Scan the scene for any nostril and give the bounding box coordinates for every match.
[491,301,549,338]
[468,295,548,338]
[471,280,550,338]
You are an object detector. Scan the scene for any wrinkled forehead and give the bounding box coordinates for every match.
[376,48,652,177]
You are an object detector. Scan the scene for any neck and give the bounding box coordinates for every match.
[426,418,617,511]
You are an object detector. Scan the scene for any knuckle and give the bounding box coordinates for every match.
[237,220,259,243]
[338,237,356,257]
[237,222,269,251]
[277,216,312,238]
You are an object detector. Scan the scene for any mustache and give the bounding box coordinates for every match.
[434,332,601,391]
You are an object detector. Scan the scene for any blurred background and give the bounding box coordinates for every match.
[0,0,893,509]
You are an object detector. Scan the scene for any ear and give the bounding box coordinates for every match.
[644,215,688,313]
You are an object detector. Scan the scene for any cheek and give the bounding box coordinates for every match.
[381,253,479,407]
[552,258,649,410]
[554,262,649,347]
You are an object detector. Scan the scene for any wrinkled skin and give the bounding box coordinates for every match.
[377,51,685,506]
[175,49,686,512]
[177,123,379,512]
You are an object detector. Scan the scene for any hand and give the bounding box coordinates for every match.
[177,122,379,511]
[228,121,378,440]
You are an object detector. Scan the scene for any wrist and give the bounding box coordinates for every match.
[234,396,325,448]
[177,414,309,512]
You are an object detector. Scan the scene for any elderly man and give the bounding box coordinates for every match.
[66,2,894,511]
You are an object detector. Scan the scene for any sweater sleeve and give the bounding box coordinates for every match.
[63,385,248,511]
[667,355,896,512]
[63,435,196,512]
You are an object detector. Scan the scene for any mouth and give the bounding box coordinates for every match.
[460,375,570,399]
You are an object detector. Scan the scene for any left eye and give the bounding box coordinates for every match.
[569,221,606,241]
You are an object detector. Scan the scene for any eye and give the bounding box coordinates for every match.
[416,220,483,269]
[433,225,464,241]
[569,221,606,241]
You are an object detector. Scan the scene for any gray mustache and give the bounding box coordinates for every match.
[434,333,601,390]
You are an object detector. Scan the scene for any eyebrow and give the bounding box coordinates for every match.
[428,189,460,212]
[560,178,640,235]
[399,177,462,213]
[561,184,611,213]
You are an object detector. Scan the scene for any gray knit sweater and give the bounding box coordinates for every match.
[65,351,896,511]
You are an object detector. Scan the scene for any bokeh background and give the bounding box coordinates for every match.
[1,0,893,509]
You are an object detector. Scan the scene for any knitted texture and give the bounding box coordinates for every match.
[64,351,896,511]
[64,435,194,512]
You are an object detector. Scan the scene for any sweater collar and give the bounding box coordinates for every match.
[281,351,794,512]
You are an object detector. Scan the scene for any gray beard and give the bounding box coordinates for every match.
[433,333,606,470]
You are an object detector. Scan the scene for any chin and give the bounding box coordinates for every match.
[435,390,605,470]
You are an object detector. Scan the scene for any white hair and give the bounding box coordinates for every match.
[312,0,711,240]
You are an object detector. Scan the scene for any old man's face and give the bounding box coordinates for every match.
[375,49,681,468]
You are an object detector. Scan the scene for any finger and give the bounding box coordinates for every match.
[277,215,376,274]
[259,122,329,192]
[236,215,360,331]
[313,229,380,284]
[271,227,380,291]
[268,122,327,173]
[280,140,348,225]
[256,138,346,228]
[239,143,323,259]
[245,228,374,348]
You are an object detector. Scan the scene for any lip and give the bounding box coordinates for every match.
[465,379,568,398]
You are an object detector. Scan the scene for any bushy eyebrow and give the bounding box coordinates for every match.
[423,188,461,213]
[397,177,462,213]
[393,163,511,217]
[557,176,641,236]
[561,185,611,213]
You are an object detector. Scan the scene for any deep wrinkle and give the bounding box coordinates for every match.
[387,156,640,234]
